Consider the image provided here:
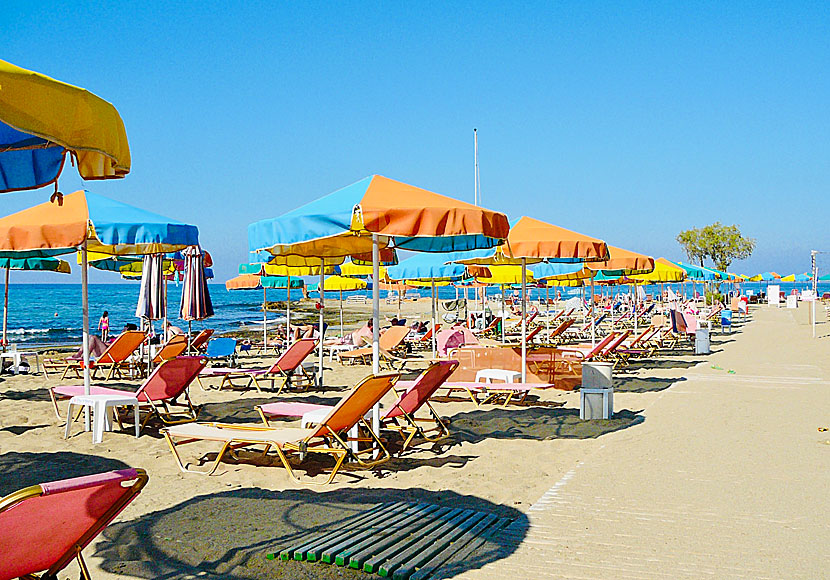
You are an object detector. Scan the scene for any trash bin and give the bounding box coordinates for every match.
[695,326,710,354]
[580,362,613,420]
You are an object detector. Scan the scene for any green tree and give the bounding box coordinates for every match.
[676,222,755,271]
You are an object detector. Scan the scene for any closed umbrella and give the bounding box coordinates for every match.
[180,246,214,350]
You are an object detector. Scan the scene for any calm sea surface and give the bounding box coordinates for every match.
[2,282,819,347]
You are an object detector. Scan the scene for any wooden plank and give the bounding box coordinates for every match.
[410,517,513,580]
[321,503,436,564]
[269,502,402,561]
[408,513,501,580]
[355,507,460,572]
[381,509,484,579]
[334,504,449,567]
[302,502,410,562]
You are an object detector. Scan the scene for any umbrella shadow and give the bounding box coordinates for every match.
[96,487,527,580]
[0,451,131,496]
[0,423,50,436]
[614,376,686,393]
[0,386,53,401]
[447,407,644,445]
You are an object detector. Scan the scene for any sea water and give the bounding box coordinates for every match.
[1,282,821,347]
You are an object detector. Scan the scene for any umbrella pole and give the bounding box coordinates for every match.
[318,259,325,387]
[371,235,381,456]
[500,284,506,344]
[263,287,267,353]
[634,281,639,333]
[521,258,527,383]
[431,280,437,359]
[340,289,344,337]
[81,241,91,402]
[590,273,596,348]
[2,267,8,351]
[286,275,291,345]
[545,285,550,338]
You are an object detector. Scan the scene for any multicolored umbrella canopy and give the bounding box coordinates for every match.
[585,245,654,276]
[179,246,214,322]
[0,59,130,193]
[673,261,721,281]
[239,262,336,277]
[632,257,686,283]
[781,273,812,282]
[1,256,71,348]
[0,190,198,394]
[386,252,469,283]
[307,275,368,292]
[0,190,199,258]
[248,175,510,259]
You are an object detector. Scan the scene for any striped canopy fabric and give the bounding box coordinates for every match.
[0,59,130,192]
[179,246,214,321]
[136,254,167,320]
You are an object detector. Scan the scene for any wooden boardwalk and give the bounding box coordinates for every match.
[457,307,830,579]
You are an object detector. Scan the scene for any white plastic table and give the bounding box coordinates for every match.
[64,394,140,444]
[0,350,41,374]
[327,343,358,362]
[475,368,521,383]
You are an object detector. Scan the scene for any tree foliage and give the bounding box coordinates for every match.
[676,222,755,271]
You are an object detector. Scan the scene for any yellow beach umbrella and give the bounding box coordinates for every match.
[632,257,686,283]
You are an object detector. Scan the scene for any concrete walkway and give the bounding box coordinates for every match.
[460,305,830,578]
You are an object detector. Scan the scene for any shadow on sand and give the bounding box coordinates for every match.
[447,407,644,445]
[97,487,527,580]
[614,376,686,393]
[0,451,131,496]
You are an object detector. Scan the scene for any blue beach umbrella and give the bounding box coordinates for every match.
[0,190,198,394]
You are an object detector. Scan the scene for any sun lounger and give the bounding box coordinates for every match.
[0,468,148,580]
[163,372,400,483]
[188,328,214,353]
[152,334,188,365]
[339,326,410,365]
[557,332,618,362]
[198,338,317,393]
[258,360,459,451]
[441,381,558,406]
[50,356,206,430]
[540,318,575,345]
[60,330,147,380]
[204,337,237,366]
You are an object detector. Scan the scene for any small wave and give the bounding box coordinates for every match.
[5,328,54,335]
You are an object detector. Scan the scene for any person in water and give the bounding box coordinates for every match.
[97,311,110,342]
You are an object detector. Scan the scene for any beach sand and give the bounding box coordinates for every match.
[0,299,827,578]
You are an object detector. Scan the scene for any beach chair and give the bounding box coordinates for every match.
[258,360,460,451]
[338,325,410,365]
[50,357,207,430]
[503,325,542,346]
[188,328,214,353]
[198,338,317,393]
[60,330,146,380]
[541,318,575,345]
[473,316,501,337]
[0,468,148,580]
[203,337,237,366]
[596,330,632,366]
[557,332,618,362]
[152,334,188,365]
[162,373,400,483]
[410,323,440,351]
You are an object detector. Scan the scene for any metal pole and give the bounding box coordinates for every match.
[263,286,267,352]
[500,284,506,343]
[521,258,527,383]
[318,259,324,386]
[2,267,8,351]
[590,273,596,348]
[372,235,380,376]
[81,241,91,396]
[474,128,479,206]
[286,274,291,345]
[431,280,437,359]
[340,288,344,337]
[811,250,817,338]
[634,281,639,333]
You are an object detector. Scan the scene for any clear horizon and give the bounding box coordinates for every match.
[3,2,828,283]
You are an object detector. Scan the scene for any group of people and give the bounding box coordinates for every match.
[97,311,184,345]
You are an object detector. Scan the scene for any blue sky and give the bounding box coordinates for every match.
[3,1,828,282]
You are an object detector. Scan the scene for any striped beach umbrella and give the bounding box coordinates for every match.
[179,246,214,330]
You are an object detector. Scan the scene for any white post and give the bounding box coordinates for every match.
[2,267,8,351]
[545,285,550,338]
[371,234,381,455]
[500,284,506,343]
[431,280,437,359]
[634,281,639,333]
[521,258,527,383]
[262,286,267,352]
[811,251,818,339]
[286,274,291,344]
[372,235,380,376]
[81,241,91,396]
[318,259,325,386]
[590,273,596,348]
[340,288,344,337]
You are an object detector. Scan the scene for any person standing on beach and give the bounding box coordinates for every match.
[98,311,110,342]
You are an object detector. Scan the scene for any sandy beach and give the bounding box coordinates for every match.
[1,299,828,579]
